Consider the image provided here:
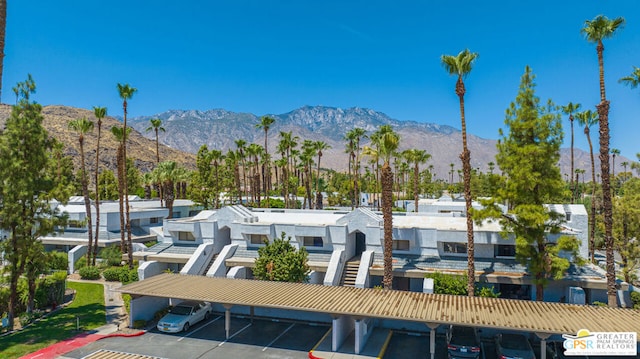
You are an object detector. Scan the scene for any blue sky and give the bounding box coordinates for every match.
[3,1,639,159]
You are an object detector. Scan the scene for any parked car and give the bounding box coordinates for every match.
[495,333,536,359]
[446,325,481,358]
[157,301,212,333]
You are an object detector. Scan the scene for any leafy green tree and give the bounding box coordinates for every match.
[253,232,310,282]
[98,169,120,200]
[582,14,625,307]
[476,67,580,301]
[92,106,107,266]
[0,76,66,330]
[68,117,95,265]
[613,179,640,284]
[441,48,479,297]
[576,110,598,263]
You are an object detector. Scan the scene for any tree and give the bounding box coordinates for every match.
[256,116,276,204]
[155,161,181,218]
[117,83,137,269]
[562,102,582,203]
[110,125,131,255]
[576,110,599,263]
[613,178,640,284]
[345,128,367,208]
[477,67,580,301]
[300,140,315,209]
[0,76,66,330]
[253,232,310,282]
[92,106,107,266]
[441,48,479,297]
[403,149,431,213]
[314,141,331,209]
[582,14,625,307]
[364,126,399,290]
[611,148,620,180]
[146,118,165,164]
[68,117,95,265]
[619,66,640,91]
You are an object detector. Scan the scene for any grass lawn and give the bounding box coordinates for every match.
[0,281,106,359]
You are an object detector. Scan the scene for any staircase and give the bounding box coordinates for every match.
[340,257,360,287]
[202,254,218,275]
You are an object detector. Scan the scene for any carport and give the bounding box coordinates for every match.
[119,273,640,359]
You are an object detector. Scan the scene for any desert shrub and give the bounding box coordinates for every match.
[630,291,640,309]
[99,246,123,267]
[47,251,69,271]
[78,266,101,280]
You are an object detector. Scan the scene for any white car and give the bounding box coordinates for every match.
[157,301,212,333]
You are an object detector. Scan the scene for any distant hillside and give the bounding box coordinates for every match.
[128,105,626,180]
[0,104,196,175]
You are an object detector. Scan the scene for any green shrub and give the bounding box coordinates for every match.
[19,310,44,326]
[75,256,87,270]
[145,240,158,248]
[47,251,69,271]
[123,294,131,315]
[102,267,125,282]
[99,246,123,267]
[630,291,640,309]
[34,271,67,309]
[78,266,101,280]
[425,272,468,295]
[592,301,607,307]
[475,285,500,298]
[133,319,147,329]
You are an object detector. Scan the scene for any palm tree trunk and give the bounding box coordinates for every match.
[414,163,419,213]
[155,128,160,164]
[0,0,5,101]
[570,115,575,203]
[80,140,94,266]
[586,129,596,264]
[117,145,126,254]
[457,78,475,297]
[93,121,102,266]
[381,162,394,290]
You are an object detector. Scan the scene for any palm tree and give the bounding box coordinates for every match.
[611,148,620,179]
[278,131,299,208]
[345,128,367,208]
[117,83,137,268]
[621,161,629,182]
[69,117,95,265]
[562,102,582,203]
[92,106,107,266]
[403,149,431,213]
[155,161,180,218]
[314,141,331,209]
[582,14,624,308]
[235,139,248,204]
[246,143,263,205]
[441,48,478,297]
[363,128,399,290]
[576,109,598,264]
[619,66,640,90]
[256,116,276,204]
[300,140,315,209]
[209,149,223,208]
[110,125,131,255]
[146,118,165,164]
[0,0,5,100]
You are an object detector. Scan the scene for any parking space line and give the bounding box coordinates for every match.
[217,323,252,346]
[177,315,222,342]
[262,323,296,351]
[376,330,394,359]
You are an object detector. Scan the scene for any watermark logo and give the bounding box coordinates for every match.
[562,329,637,356]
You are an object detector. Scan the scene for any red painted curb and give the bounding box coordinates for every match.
[19,331,146,359]
[99,330,146,339]
[308,350,324,359]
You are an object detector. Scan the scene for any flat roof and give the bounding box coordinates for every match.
[119,273,640,337]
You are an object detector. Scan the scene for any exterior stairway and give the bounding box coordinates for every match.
[202,254,218,275]
[340,257,360,287]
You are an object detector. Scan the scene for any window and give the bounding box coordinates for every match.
[495,244,516,257]
[150,217,159,224]
[250,234,269,245]
[177,232,195,241]
[443,242,467,254]
[392,240,410,251]
[302,237,323,247]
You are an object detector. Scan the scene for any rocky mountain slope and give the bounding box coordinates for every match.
[0,104,195,175]
[128,105,620,180]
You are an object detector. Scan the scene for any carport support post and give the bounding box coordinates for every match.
[536,332,551,359]
[426,322,439,359]
[223,304,233,339]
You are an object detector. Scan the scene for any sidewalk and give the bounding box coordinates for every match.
[19,279,145,359]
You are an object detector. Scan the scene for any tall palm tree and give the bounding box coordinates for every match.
[246,143,263,205]
[92,106,107,266]
[110,126,131,254]
[314,141,331,209]
[278,131,299,208]
[235,139,248,204]
[345,128,367,208]
[619,66,640,90]
[300,140,315,209]
[0,0,5,100]
[363,129,399,290]
[611,148,620,179]
[577,110,600,271]
[155,161,180,218]
[582,15,624,307]
[68,117,95,265]
[562,102,582,203]
[146,118,165,164]
[209,149,223,208]
[256,116,276,204]
[117,83,137,268]
[403,149,431,213]
[441,48,479,297]
[621,161,629,182]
